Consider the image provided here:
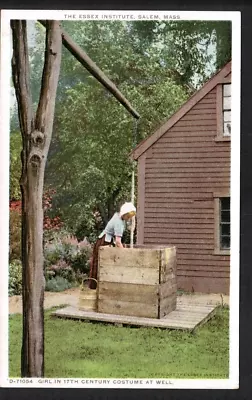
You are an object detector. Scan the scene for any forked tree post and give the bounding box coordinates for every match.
[11,20,62,377]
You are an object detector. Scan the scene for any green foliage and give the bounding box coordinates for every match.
[44,231,92,281]
[9,260,22,296]
[9,210,21,262]
[10,20,231,241]
[44,230,92,288]
[212,21,232,70]
[9,131,22,200]
[42,21,190,237]
[129,20,231,87]
[70,245,92,276]
[45,276,74,292]
[9,307,229,378]
[45,259,76,283]
[44,241,65,267]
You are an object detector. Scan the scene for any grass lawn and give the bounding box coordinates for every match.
[9,306,229,379]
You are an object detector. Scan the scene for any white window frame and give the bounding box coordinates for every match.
[215,79,232,142]
[223,83,231,136]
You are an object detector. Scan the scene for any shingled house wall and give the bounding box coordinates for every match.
[134,62,231,294]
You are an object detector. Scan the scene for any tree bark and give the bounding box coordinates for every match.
[11,20,62,377]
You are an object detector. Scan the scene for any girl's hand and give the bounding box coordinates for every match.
[115,236,124,248]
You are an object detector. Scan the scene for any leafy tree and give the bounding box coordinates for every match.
[129,20,231,87]
[43,21,188,240]
[9,20,232,241]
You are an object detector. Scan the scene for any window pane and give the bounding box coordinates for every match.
[221,223,230,236]
[220,197,230,250]
[223,110,231,122]
[223,96,231,110]
[221,235,230,249]
[223,83,231,97]
[224,122,231,135]
[221,198,230,210]
[221,211,230,222]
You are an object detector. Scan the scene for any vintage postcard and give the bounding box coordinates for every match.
[0,9,240,390]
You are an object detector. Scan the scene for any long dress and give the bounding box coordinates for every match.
[88,234,112,289]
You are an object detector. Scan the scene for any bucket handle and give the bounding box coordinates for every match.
[80,277,98,289]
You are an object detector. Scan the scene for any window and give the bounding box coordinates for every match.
[219,197,230,249]
[223,84,231,136]
[216,82,231,141]
[214,192,230,255]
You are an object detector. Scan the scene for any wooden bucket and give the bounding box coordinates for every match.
[79,278,98,312]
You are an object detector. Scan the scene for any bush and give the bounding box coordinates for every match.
[44,241,65,267]
[9,260,22,296]
[45,260,76,283]
[68,238,92,276]
[9,210,21,262]
[45,276,74,292]
[44,232,92,284]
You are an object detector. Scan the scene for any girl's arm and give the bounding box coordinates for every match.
[115,236,124,248]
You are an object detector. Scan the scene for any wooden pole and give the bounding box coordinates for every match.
[130,165,135,248]
[130,118,138,248]
[11,20,62,377]
[38,20,140,120]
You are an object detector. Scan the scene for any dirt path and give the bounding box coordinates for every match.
[9,289,229,315]
[9,287,80,315]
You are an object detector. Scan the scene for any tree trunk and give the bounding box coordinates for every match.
[11,20,62,377]
[107,188,121,221]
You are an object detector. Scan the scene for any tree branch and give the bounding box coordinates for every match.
[35,21,62,136]
[97,204,108,226]
[11,20,34,138]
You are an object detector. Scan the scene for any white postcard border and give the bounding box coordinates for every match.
[0,9,241,390]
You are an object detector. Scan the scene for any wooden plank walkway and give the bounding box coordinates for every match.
[52,296,218,331]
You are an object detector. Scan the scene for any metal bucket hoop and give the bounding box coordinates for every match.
[80,277,98,290]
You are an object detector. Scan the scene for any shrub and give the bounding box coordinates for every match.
[46,260,76,283]
[44,241,65,267]
[9,210,21,262]
[61,235,80,265]
[9,188,63,263]
[68,238,92,276]
[9,260,22,296]
[44,232,92,283]
[45,276,73,292]
[43,189,63,232]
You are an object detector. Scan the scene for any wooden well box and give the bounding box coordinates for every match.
[97,245,177,319]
